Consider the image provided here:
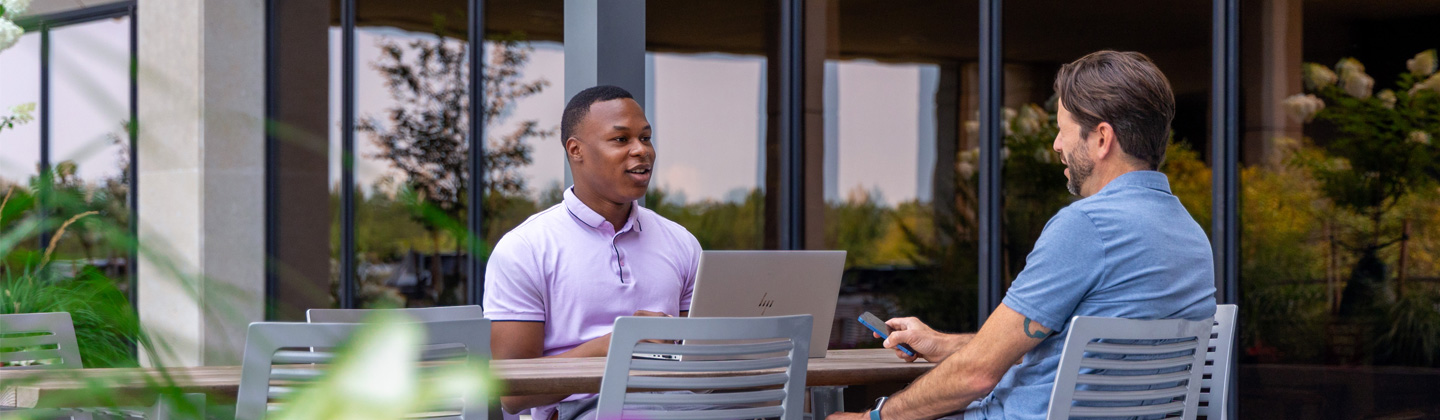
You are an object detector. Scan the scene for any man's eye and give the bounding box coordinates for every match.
[640,136,652,142]
[612,137,627,142]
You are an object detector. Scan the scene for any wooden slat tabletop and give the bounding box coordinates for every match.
[1,348,931,409]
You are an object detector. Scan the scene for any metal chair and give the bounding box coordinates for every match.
[305,305,485,323]
[2,312,197,419]
[1045,316,1214,420]
[0,312,84,370]
[306,305,489,363]
[1198,304,1237,420]
[233,319,491,420]
[596,315,812,420]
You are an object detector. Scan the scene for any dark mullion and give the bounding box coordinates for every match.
[263,0,279,319]
[976,0,1004,324]
[38,24,51,250]
[1211,0,1241,419]
[127,4,139,314]
[339,0,357,309]
[466,0,485,306]
[776,0,804,251]
[1211,0,1240,307]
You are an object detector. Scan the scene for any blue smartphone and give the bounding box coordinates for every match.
[858,312,916,357]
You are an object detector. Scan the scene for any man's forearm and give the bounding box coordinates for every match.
[881,355,1000,420]
[499,334,613,414]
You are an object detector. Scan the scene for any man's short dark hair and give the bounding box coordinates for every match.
[561,85,635,148]
[1054,50,1176,170]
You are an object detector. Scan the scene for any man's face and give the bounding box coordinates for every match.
[1054,98,1096,197]
[568,98,655,204]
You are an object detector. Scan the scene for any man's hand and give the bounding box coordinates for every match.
[825,411,869,420]
[631,310,675,344]
[883,317,962,363]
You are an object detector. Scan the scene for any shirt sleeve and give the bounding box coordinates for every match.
[1000,207,1107,333]
[678,235,702,311]
[483,233,547,322]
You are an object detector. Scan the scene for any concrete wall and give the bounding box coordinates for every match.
[136,0,265,367]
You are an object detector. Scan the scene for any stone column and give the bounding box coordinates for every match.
[136,0,265,367]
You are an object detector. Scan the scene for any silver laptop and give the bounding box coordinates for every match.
[684,250,847,358]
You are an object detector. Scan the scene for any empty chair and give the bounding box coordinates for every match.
[596,315,812,420]
[306,305,487,363]
[1046,316,1214,420]
[1198,304,1238,420]
[2,312,194,419]
[0,312,84,370]
[306,305,484,323]
[234,319,491,420]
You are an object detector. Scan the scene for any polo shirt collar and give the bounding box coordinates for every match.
[563,187,645,232]
[1102,170,1172,194]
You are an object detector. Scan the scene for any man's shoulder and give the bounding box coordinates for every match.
[495,202,571,248]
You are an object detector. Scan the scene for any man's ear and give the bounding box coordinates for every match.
[565,137,583,163]
[1091,122,1117,161]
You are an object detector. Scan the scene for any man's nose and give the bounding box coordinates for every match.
[631,140,652,157]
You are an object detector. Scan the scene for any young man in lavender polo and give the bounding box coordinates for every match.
[828,51,1217,420]
[483,85,702,420]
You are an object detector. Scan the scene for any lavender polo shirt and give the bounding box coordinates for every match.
[483,188,701,418]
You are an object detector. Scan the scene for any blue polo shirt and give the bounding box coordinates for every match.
[966,170,1216,420]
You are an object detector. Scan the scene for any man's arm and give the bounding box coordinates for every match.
[491,321,613,414]
[492,309,676,414]
[829,303,1052,420]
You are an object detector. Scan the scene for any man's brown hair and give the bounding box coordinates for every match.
[1054,50,1176,170]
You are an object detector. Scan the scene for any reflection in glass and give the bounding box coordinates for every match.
[340,1,560,308]
[824,0,981,339]
[351,3,474,308]
[46,18,134,289]
[1236,1,1440,418]
[0,33,41,187]
[647,52,766,250]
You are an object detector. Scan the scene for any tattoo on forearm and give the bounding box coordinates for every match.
[1023,318,1050,339]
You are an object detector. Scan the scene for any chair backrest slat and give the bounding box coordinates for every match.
[306,305,484,323]
[628,356,792,372]
[1076,370,1191,386]
[623,389,788,406]
[1076,355,1199,371]
[1068,401,1187,418]
[1198,304,1237,420]
[598,315,812,420]
[234,319,491,420]
[631,340,794,356]
[627,406,786,420]
[0,312,83,370]
[1046,316,1213,420]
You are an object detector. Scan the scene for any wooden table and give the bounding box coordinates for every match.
[2,348,931,410]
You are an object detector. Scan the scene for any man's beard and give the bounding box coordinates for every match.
[1065,142,1095,197]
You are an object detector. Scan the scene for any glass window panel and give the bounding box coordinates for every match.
[645,2,768,251]
[352,0,473,308]
[0,32,41,187]
[1002,1,1212,289]
[46,18,133,288]
[1238,1,1440,418]
[825,0,982,340]
[0,31,43,266]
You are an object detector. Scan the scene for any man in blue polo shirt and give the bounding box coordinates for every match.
[828,51,1216,420]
